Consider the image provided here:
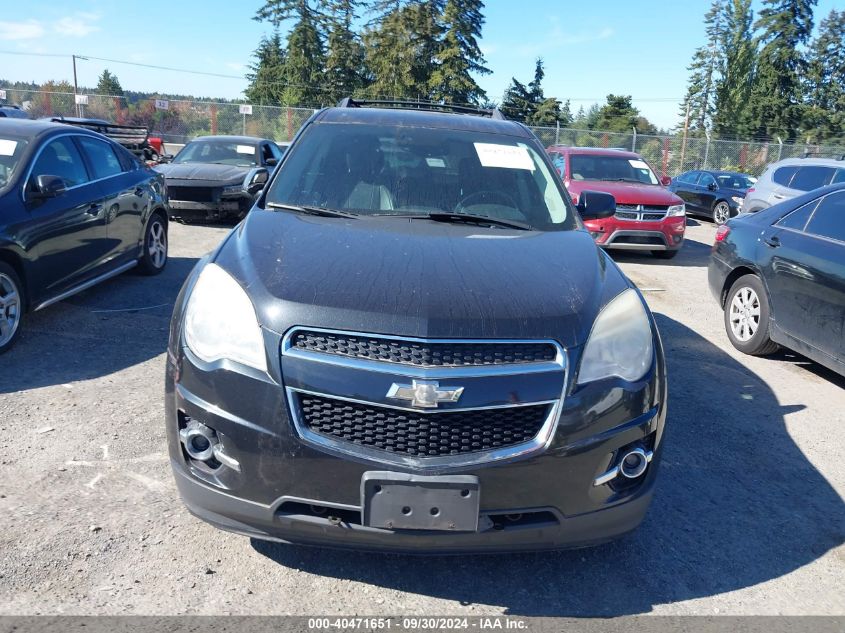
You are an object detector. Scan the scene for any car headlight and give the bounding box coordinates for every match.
[183,263,267,372]
[577,289,654,384]
[667,204,685,217]
[222,184,243,195]
[731,196,743,205]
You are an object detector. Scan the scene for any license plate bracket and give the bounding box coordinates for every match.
[361,472,480,532]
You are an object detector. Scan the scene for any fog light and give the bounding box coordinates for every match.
[179,418,241,472]
[593,444,653,486]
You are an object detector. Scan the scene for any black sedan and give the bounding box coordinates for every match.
[0,118,169,353]
[155,136,284,221]
[709,183,845,376]
[670,170,755,225]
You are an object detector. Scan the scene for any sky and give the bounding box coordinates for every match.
[0,0,840,131]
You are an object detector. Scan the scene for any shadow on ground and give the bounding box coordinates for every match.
[610,236,713,268]
[252,314,845,615]
[0,256,199,393]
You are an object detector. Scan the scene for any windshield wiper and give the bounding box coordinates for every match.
[602,177,646,184]
[265,202,359,219]
[416,212,532,231]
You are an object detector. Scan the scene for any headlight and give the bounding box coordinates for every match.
[666,204,685,217]
[222,184,243,195]
[577,289,654,384]
[731,196,743,205]
[183,263,267,372]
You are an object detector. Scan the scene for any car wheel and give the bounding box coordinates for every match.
[138,213,168,275]
[0,262,24,354]
[712,201,731,225]
[651,249,679,259]
[724,274,779,355]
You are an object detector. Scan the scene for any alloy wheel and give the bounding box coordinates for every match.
[0,272,21,347]
[148,220,167,269]
[729,286,760,342]
[714,202,731,225]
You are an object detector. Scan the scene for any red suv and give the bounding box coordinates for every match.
[547,147,686,259]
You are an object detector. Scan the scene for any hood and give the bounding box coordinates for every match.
[566,180,683,206]
[154,162,252,185]
[213,210,630,349]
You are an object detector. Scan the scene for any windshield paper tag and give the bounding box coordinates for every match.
[236,145,254,155]
[0,140,17,156]
[628,159,649,170]
[474,143,534,170]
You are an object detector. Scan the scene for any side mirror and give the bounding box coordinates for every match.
[247,169,269,193]
[660,175,672,187]
[32,174,66,199]
[576,190,616,220]
[160,154,174,164]
[708,182,718,191]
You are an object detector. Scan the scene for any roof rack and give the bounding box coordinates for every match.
[801,151,845,160]
[336,97,506,120]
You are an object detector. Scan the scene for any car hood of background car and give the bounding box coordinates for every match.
[212,209,631,349]
[155,162,251,184]
[567,180,683,206]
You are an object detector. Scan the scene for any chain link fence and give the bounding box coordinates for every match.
[4,88,845,176]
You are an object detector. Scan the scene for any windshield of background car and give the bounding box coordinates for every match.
[265,122,576,230]
[570,154,659,185]
[173,140,258,167]
[0,135,27,193]
[716,174,754,190]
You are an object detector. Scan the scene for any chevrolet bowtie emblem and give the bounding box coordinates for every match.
[386,380,464,409]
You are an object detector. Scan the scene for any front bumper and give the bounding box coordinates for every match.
[586,217,685,251]
[168,196,253,219]
[165,328,667,552]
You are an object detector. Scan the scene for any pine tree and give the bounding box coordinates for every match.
[245,32,288,105]
[596,94,642,132]
[678,1,725,133]
[324,0,366,103]
[254,0,327,106]
[713,0,757,138]
[500,59,554,123]
[745,0,817,140]
[428,0,490,105]
[499,77,533,122]
[803,10,845,141]
[96,69,123,96]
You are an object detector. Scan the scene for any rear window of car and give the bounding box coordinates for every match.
[78,137,124,180]
[789,166,835,192]
[676,171,698,184]
[772,166,798,187]
[805,191,845,242]
[777,200,817,231]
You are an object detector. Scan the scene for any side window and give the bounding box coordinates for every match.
[773,166,798,187]
[777,200,818,231]
[790,166,835,192]
[550,153,566,176]
[29,137,89,188]
[676,171,694,184]
[261,143,275,164]
[831,168,845,185]
[269,143,283,162]
[805,191,845,242]
[77,137,124,180]
[699,173,717,188]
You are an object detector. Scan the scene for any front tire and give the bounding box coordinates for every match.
[724,274,779,355]
[712,201,731,225]
[138,213,168,275]
[0,262,25,354]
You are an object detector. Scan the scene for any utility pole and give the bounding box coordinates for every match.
[679,101,691,173]
[72,55,80,117]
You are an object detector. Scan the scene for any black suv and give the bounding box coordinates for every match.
[165,100,667,552]
[0,119,169,353]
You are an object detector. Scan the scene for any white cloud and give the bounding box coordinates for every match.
[0,20,45,41]
[226,62,245,72]
[53,14,101,37]
[514,26,615,57]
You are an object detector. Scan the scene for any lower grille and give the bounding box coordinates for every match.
[297,393,551,458]
[168,186,218,202]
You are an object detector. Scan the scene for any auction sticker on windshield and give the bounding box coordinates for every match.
[474,143,534,170]
[629,159,650,170]
[0,140,17,156]
[236,145,255,154]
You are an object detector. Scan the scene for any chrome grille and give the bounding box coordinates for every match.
[614,204,668,222]
[289,330,558,367]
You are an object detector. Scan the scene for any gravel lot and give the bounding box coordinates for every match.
[1,219,843,616]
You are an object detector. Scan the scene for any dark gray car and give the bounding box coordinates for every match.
[165,101,667,552]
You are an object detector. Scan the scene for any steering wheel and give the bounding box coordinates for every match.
[455,190,519,213]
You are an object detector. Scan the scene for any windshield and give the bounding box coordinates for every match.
[716,174,755,190]
[264,122,576,231]
[173,140,258,167]
[0,136,28,192]
[570,154,659,185]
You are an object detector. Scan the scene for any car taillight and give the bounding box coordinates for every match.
[714,225,730,242]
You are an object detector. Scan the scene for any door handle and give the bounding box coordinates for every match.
[764,235,781,248]
[772,193,786,200]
